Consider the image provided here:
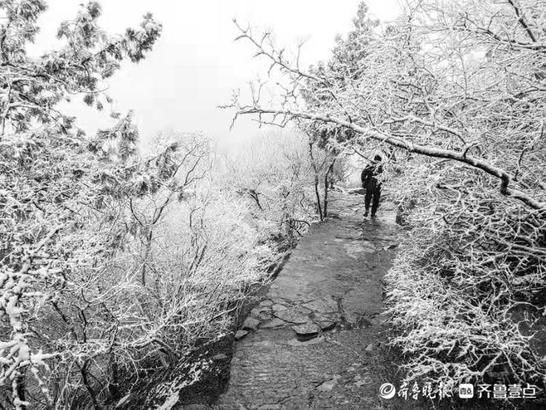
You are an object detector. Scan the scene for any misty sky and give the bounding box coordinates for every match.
[32,0,401,146]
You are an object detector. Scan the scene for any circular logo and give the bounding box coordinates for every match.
[379,383,396,399]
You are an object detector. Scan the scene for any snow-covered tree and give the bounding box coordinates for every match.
[0,1,161,408]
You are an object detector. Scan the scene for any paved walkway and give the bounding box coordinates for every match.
[214,193,401,409]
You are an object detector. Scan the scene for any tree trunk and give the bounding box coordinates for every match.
[140,230,153,286]
[15,374,26,410]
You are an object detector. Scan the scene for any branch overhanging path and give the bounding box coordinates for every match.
[235,107,545,211]
[228,4,546,213]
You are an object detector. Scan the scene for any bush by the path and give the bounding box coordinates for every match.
[386,176,545,387]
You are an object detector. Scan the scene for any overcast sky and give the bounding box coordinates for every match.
[33,0,401,146]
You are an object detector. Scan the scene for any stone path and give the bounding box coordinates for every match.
[212,193,401,409]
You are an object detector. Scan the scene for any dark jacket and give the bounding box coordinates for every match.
[361,163,383,190]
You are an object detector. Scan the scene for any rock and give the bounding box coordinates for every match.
[356,317,373,328]
[292,322,320,340]
[286,336,325,347]
[303,296,338,314]
[250,307,263,317]
[258,311,273,321]
[272,303,288,312]
[316,375,341,392]
[343,311,360,325]
[382,243,398,251]
[316,319,336,331]
[251,307,272,321]
[235,330,248,340]
[212,353,228,361]
[273,308,310,324]
[297,305,312,313]
[317,380,335,392]
[365,343,374,352]
[242,317,260,331]
[259,299,273,307]
[260,318,286,329]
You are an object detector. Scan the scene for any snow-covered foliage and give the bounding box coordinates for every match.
[0,1,163,407]
[216,132,317,245]
[115,132,318,408]
[388,162,545,386]
[0,3,317,407]
[229,0,546,393]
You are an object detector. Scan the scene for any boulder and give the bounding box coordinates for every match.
[242,317,260,331]
[235,330,249,340]
[273,308,309,324]
[292,322,320,340]
[260,318,286,329]
[302,297,338,314]
[272,303,288,312]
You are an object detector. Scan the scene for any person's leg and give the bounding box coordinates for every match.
[364,188,372,216]
[371,185,381,217]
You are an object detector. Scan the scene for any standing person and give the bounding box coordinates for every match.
[361,155,383,218]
